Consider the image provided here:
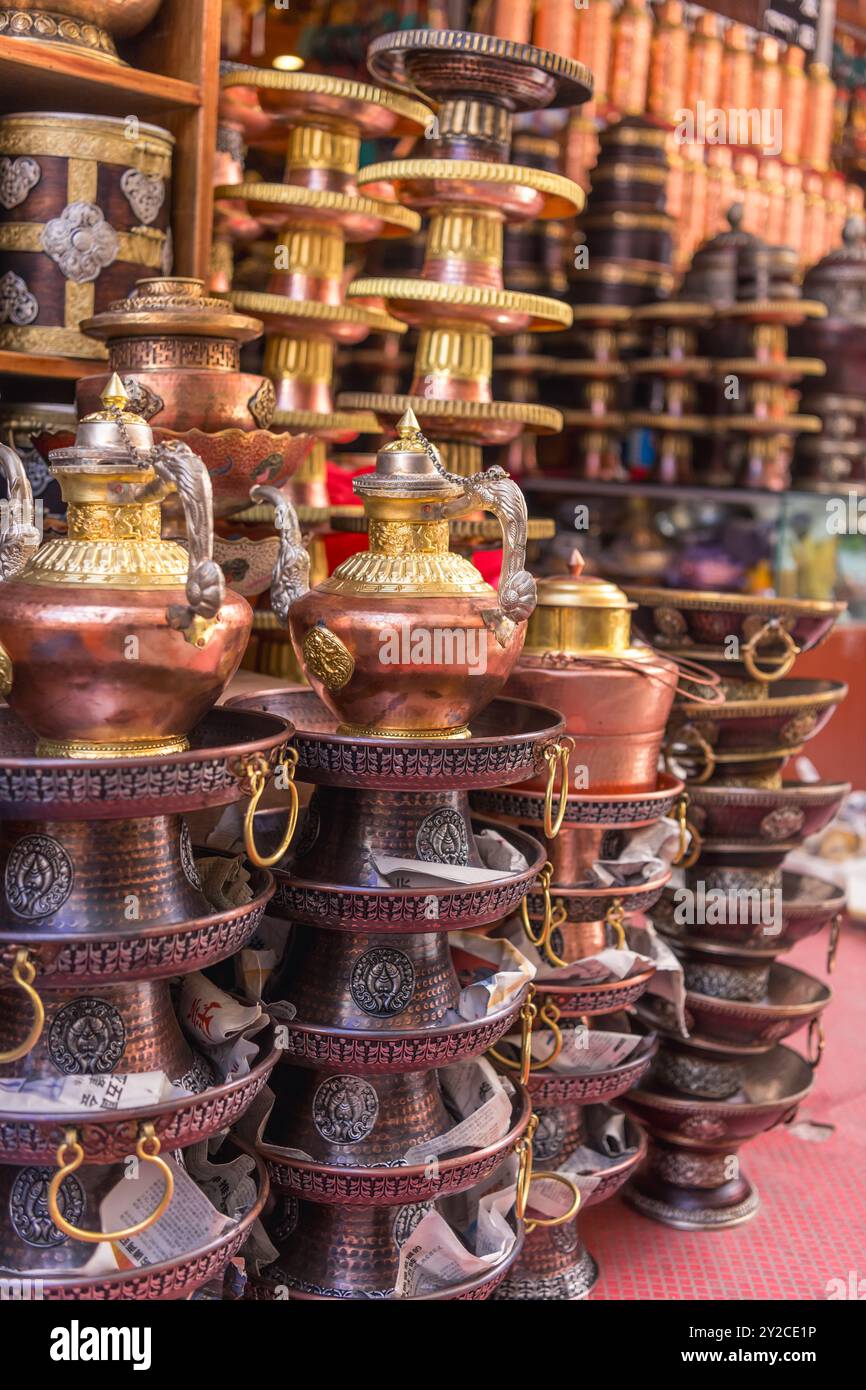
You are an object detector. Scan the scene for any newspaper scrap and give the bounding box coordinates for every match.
[494,914,657,985]
[196,854,254,910]
[374,826,528,889]
[403,1058,513,1164]
[236,914,290,1002]
[627,921,687,1035]
[590,817,682,888]
[527,1107,638,1211]
[448,931,536,1019]
[178,973,270,1081]
[494,1021,646,1075]
[0,1071,182,1115]
[396,1182,518,1298]
[103,1156,236,1270]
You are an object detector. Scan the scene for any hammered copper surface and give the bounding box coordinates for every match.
[0,978,199,1086]
[0,1163,117,1274]
[264,1197,421,1297]
[264,1066,451,1167]
[270,925,460,1032]
[0,815,210,932]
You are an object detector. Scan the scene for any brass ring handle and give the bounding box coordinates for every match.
[664,726,716,785]
[673,795,702,869]
[489,996,564,1079]
[741,620,799,683]
[808,1018,825,1068]
[541,902,569,967]
[238,748,300,869]
[543,737,574,840]
[48,1123,174,1244]
[0,950,45,1064]
[827,914,841,975]
[519,862,553,948]
[516,1117,581,1234]
[605,899,627,950]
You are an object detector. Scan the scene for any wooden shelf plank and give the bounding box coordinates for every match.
[0,349,99,381]
[0,36,201,117]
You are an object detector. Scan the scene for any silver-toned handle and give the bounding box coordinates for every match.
[0,442,40,580]
[149,439,225,632]
[441,467,537,646]
[251,484,310,623]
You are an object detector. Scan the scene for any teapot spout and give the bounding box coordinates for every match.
[251,484,310,623]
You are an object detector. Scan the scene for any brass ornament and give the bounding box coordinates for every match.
[302,625,355,692]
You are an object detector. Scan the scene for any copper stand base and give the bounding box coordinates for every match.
[496,1235,598,1300]
[626,1175,760,1230]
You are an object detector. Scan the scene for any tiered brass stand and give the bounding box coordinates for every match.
[621,587,847,1229]
[228,687,580,1299]
[0,705,294,1295]
[338,28,591,479]
[628,302,713,485]
[214,69,429,672]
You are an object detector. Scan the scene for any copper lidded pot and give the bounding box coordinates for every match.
[260,409,537,738]
[506,559,696,792]
[0,377,251,759]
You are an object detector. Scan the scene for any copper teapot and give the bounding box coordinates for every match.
[257,409,536,737]
[0,376,251,758]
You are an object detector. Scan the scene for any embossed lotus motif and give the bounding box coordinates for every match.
[681,1114,727,1140]
[0,155,40,210]
[155,427,314,516]
[0,270,38,326]
[120,168,165,225]
[759,806,806,840]
[42,201,119,283]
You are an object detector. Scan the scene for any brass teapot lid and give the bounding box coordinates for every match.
[354,408,463,499]
[49,375,154,465]
[525,552,638,656]
[82,276,263,346]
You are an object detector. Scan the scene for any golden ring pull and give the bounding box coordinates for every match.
[516,1116,581,1235]
[827,914,842,975]
[741,619,800,683]
[519,862,553,948]
[541,902,570,967]
[807,1018,825,1068]
[488,995,563,1080]
[0,950,44,1064]
[543,737,574,840]
[673,795,702,869]
[605,899,627,950]
[48,1123,174,1244]
[238,748,300,869]
[664,726,716,785]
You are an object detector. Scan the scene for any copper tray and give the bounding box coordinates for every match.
[653,872,845,948]
[683,962,831,1048]
[472,772,684,828]
[524,1032,657,1107]
[669,679,847,755]
[0,1027,281,1165]
[526,868,671,924]
[226,689,565,791]
[261,1085,531,1206]
[687,779,849,844]
[267,819,544,933]
[0,708,293,820]
[247,1219,526,1301]
[273,987,528,1075]
[25,1151,269,1301]
[625,587,845,656]
[0,869,273,985]
[537,964,657,1017]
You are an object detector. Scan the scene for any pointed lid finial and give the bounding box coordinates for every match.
[101,372,128,410]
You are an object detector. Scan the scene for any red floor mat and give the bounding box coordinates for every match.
[582,923,866,1300]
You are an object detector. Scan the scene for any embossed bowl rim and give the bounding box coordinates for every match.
[674,679,848,721]
[0,1026,282,1145]
[625,1041,816,1115]
[689,779,851,809]
[474,771,685,824]
[537,963,657,1004]
[0,868,274,977]
[624,586,846,620]
[32,1149,269,1297]
[260,1083,532,1200]
[524,1029,658,1097]
[684,961,832,1019]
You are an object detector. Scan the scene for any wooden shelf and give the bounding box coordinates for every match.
[0,37,201,117]
[0,349,101,382]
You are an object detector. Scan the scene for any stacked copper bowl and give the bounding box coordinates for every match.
[472,562,710,1296]
[0,391,302,1296]
[225,420,587,1299]
[620,586,848,1230]
[790,217,866,488]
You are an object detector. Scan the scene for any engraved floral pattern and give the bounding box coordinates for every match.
[0,155,40,209]
[120,169,166,226]
[42,202,119,283]
[0,270,38,326]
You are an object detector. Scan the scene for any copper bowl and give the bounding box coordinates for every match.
[1,1149,268,1299]
[262,1083,531,1205]
[226,689,565,792]
[156,428,314,519]
[0,1025,280,1165]
[0,707,293,821]
[682,961,831,1048]
[667,680,847,763]
[652,872,845,949]
[537,964,657,1018]
[521,1028,658,1108]
[625,586,845,671]
[0,869,273,986]
[525,867,671,926]
[686,780,849,845]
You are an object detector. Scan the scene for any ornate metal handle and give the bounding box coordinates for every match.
[605,899,627,949]
[664,725,716,785]
[488,989,564,1081]
[148,439,226,644]
[827,914,842,974]
[516,1115,581,1235]
[439,468,537,646]
[0,950,44,1064]
[673,794,702,869]
[741,619,799,683]
[251,484,310,623]
[236,749,300,869]
[519,862,553,948]
[543,737,574,840]
[0,442,40,586]
[48,1123,174,1244]
[541,901,569,967]
[808,1018,825,1068]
